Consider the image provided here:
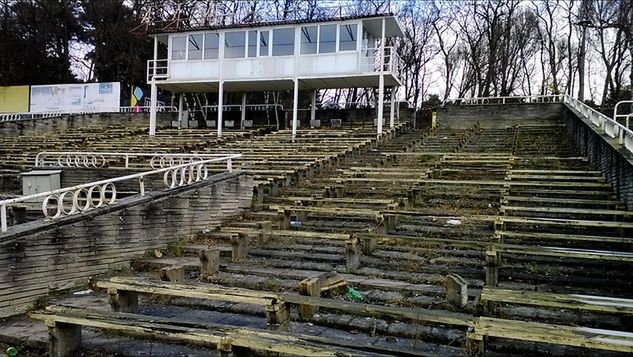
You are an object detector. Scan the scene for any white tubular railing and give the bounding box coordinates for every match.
[147,59,169,81]
[35,152,239,170]
[200,104,285,112]
[359,46,400,78]
[0,106,177,122]
[0,154,241,232]
[564,96,633,154]
[443,94,565,106]
[613,100,633,129]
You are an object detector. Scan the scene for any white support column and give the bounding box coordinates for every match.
[376,17,386,135]
[389,86,396,128]
[292,79,299,138]
[178,94,184,129]
[310,90,316,123]
[240,93,247,130]
[149,35,158,136]
[217,81,224,138]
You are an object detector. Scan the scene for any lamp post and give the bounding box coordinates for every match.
[577,20,592,102]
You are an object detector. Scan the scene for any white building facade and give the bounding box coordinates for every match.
[147,14,403,137]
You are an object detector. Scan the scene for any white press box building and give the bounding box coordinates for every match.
[146,12,404,137]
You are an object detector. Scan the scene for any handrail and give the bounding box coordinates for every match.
[199,104,284,112]
[35,152,237,169]
[0,106,177,122]
[613,100,633,127]
[442,95,565,106]
[0,153,241,232]
[563,96,633,154]
[360,46,400,78]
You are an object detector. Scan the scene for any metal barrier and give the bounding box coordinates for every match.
[0,106,177,123]
[613,100,633,129]
[0,154,241,232]
[442,95,565,106]
[35,152,238,170]
[564,96,633,154]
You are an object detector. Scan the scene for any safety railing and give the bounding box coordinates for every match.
[0,106,177,123]
[564,96,633,154]
[443,95,565,106]
[613,100,633,129]
[360,47,401,79]
[147,59,170,82]
[35,152,238,170]
[0,153,241,232]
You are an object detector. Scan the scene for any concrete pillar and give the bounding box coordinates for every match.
[389,86,396,128]
[292,78,299,138]
[299,277,320,320]
[160,265,185,283]
[107,288,138,313]
[376,17,386,135]
[177,94,184,129]
[48,322,82,357]
[217,81,224,137]
[345,238,361,273]
[361,236,377,255]
[230,233,248,262]
[199,248,220,278]
[240,93,247,130]
[149,35,158,136]
[310,90,316,123]
[446,274,468,308]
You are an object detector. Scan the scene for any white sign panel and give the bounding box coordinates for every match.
[30,82,120,113]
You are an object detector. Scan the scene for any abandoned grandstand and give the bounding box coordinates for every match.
[0,8,633,357]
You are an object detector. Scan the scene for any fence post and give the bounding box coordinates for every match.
[1,204,7,232]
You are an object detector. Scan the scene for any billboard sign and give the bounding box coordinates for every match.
[30,82,120,113]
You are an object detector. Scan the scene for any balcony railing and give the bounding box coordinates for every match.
[147,59,170,81]
[359,46,401,79]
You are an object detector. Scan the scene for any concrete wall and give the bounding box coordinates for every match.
[436,103,564,129]
[563,106,633,209]
[0,172,253,317]
[0,112,174,137]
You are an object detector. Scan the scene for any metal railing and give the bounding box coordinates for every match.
[0,153,241,232]
[360,46,401,78]
[613,100,633,129]
[564,96,633,154]
[147,59,170,81]
[443,95,565,106]
[0,105,177,122]
[35,152,238,170]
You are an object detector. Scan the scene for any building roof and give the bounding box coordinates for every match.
[143,13,403,38]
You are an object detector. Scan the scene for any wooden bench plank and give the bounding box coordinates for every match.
[472,316,633,353]
[480,287,633,315]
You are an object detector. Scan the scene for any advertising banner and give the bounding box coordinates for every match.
[0,86,30,113]
[30,82,121,113]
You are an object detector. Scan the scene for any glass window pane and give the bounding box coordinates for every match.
[171,36,186,60]
[188,34,202,60]
[225,31,246,58]
[204,33,219,59]
[319,25,336,53]
[259,31,269,56]
[273,28,294,56]
[339,24,357,51]
[248,31,257,57]
[300,26,317,54]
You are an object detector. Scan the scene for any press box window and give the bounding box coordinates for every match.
[248,31,257,57]
[225,31,246,58]
[339,24,357,51]
[319,25,336,53]
[188,34,202,60]
[204,33,219,59]
[273,28,294,56]
[171,36,186,60]
[259,31,269,56]
[300,26,317,54]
